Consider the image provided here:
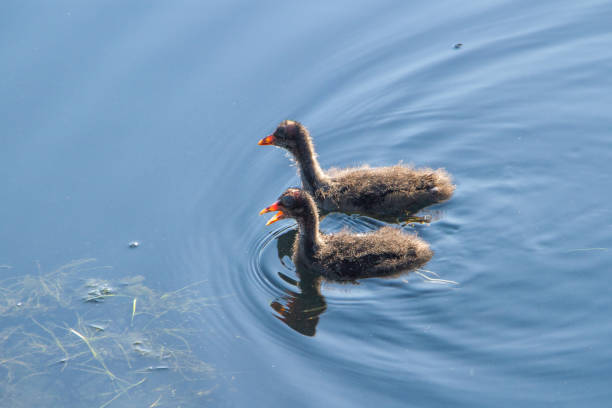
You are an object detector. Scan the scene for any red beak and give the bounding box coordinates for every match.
[258,134,276,146]
[259,201,286,225]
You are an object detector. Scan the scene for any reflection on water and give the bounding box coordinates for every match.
[268,228,436,337]
[271,270,326,337]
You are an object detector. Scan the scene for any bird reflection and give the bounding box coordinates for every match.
[270,227,417,337]
[265,190,445,337]
[269,228,322,336]
[271,270,326,337]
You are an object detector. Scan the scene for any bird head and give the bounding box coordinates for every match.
[260,188,310,225]
[258,120,307,152]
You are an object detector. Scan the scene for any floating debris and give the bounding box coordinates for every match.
[87,322,108,332]
[128,241,140,248]
[144,365,170,372]
[83,280,115,302]
[132,342,153,356]
[131,297,137,326]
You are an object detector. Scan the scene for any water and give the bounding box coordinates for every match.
[1,1,611,406]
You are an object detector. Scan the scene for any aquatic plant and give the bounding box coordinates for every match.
[0,259,220,407]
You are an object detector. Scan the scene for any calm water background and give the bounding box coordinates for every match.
[1,1,612,406]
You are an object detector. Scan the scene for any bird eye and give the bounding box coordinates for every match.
[281,195,294,207]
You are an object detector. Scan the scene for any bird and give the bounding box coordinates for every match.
[260,188,432,281]
[258,120,455,220]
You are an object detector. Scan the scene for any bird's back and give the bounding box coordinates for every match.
[314,226,432,281]
[320,165,454,216]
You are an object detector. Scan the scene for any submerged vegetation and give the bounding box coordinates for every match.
[0,259,220,407]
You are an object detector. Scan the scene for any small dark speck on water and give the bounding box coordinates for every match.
[128,241,139,248]
[454,43,463,49]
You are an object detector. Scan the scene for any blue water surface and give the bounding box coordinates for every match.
[1,1,611,407]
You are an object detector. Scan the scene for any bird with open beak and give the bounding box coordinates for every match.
[259,200,286,225]
[258,188,434,281]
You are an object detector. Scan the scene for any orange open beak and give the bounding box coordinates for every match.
[259,201,286,225]
[258,134,276,146]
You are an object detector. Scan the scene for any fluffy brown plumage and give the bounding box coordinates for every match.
[259,120,455,219]
[260,188,432,281]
